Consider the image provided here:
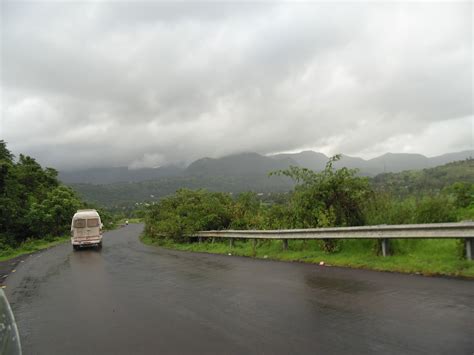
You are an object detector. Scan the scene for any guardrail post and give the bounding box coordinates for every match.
[198,237,202,244]
[229,238,234,248]
[282,239,288,250]
[381,238,390,257]
[466,238,473,260]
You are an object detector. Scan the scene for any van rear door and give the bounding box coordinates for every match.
[73,218,86,238]
[86,218,101,237]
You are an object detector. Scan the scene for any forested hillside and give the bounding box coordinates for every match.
[70,159,474,209]
[70,174,293,209]
[59,150,473,184]
[0,141,112,248]
[373,159,474,197]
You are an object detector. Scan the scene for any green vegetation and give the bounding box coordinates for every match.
[67,155,473,210]
[372,159,474,197]
[145,189,233,242]
[0,235,69,262]
[2,138,473,276]
[0,141,81,246]
[70,174,292,209]
[0,141,119,260]
[143,156,474,277]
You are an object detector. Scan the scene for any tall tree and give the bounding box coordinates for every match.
[271,155,372,251]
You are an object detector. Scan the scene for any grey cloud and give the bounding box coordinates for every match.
[1,1,472,170]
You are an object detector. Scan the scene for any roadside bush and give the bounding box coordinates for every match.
[0,234,14,256]
[414,195,457,223]
[444,182,474,208]
[142,155,471,259]
[363,193,417,225]
[271,155,372,253]
[231,192,265,229]
[145,189,233,242]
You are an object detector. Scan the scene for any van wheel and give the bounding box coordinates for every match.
[73,245,79,251]
[97,242,102,249]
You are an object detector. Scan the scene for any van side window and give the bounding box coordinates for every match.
[87,218,100,227]
[74,219,86,228]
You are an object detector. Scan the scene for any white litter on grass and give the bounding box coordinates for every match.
[228,253,232,256]
[263,255,268,259]
[319,261,325,266]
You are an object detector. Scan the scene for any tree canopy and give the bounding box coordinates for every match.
[0,141,83,246]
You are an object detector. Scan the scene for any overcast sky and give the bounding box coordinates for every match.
[1,1,472,170]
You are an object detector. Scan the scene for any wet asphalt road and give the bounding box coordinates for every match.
[5,224,474,354]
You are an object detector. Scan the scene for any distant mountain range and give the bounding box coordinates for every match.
[59,165,183,184]
[59,150,474,185]
[68,159,474,208]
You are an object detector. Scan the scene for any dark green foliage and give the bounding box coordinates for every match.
[144,189,233,242]
[364,188,470,226]
[444,182,474,208]
[231,192,265,229]
[69,173,293,208]
[363,189,467,256]
[144,154,472,258]
[26,186,82,237]
[145,156,373,253]
[372,159,474,198]
[271,155,371,228]
[0,141,84,246]
[414,196,457,223]
[271,155,372,252]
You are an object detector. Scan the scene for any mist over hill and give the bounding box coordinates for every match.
[59,165,184,185]
[185,153,297,177]
[68,158,474,209]
[60,150,473,185]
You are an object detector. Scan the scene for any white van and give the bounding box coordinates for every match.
[71,209,103,250]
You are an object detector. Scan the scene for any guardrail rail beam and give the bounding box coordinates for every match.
[195,222,474,260]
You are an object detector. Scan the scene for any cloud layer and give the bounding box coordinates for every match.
[1,1,472,170]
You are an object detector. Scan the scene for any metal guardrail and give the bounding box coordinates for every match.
[196,222,474,259]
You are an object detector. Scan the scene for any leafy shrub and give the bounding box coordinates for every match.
[414,195,457,223]
[271,155,372,252]
[145,189,233,242]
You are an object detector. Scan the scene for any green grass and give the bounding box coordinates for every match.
[0,236,69,262]
[141,235,474,278]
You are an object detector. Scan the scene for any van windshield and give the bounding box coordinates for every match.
[87,218,100,227]
[73,219,86,228]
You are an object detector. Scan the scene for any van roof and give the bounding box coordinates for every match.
[73,209,100,219]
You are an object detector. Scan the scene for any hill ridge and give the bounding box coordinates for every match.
[59,149,474,184]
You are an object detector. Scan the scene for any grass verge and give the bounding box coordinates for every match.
[141,235,474,278]
[0,236,69,262]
